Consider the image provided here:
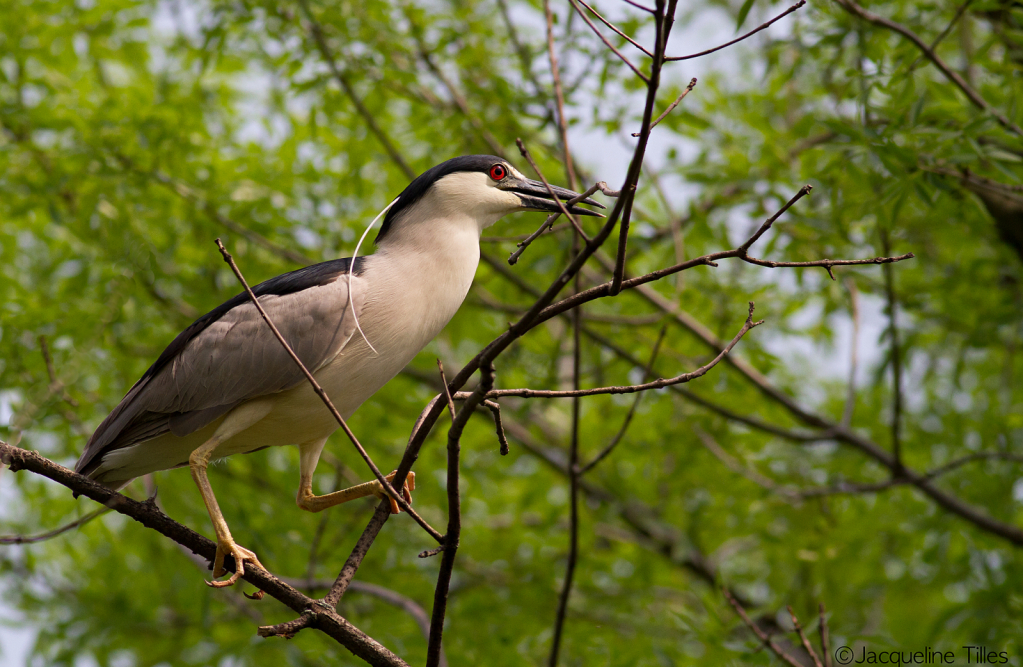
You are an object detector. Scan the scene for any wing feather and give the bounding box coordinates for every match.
[76,257,367,477]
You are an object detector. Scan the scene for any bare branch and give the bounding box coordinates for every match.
[0,506,110,544]
[574,0,653,56]
[694,426,799,500]
[578,326,667,474]
[567,0,650,82]
[842,279,860,427]
[543,0,578,189]
[880,228,904,476]
[437,359,456,422]
[426,363,495,667]
[820,604,833,667]
[0,443,409,666]
[508,181,619,265]
[788,606,825,667]
[482,399,511,455]
[549,231,585,667]
[630,78,697,136]
[515,139,588,241]
[723,589,805,667]
[666,1,806,61]
[460,303,761,400]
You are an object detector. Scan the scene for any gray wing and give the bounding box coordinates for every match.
[77,259,367,476]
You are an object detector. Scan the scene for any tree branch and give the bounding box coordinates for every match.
[832,0,1023,136]
[0,443,409,667]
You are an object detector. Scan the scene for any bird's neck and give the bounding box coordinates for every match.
[373,212,482,295]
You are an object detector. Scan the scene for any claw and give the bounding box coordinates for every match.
[379,470,415,515]
[206,539,264,588]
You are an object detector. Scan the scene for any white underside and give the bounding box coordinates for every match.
[97,207,489,484]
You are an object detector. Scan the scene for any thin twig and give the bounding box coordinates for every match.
[515,139,588,241]
[880,229,904,476]
[723,589,805,667]
[579,326,667,474]
[508,181,619,265]
[574,0,653,56]
[568,0,650,82]
[788,606,824,667]
[437,360,456,422]
[549,216,585,667]
[607,0,676,296]
[543,0,578,189]
[426,363,494,667]
[907,0,975,73]
[819,604,832,667]
[214,238,440,542]
[842,278,860,427]
[482,399,511,455]
[666,1,806,61]
[456,302,762,400]
[0,507,111,544]
[631,78,696,136]
[694,426,799,500]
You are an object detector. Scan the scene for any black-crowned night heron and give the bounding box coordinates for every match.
[75,155,602,586]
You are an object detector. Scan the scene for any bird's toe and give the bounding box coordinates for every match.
[207,541,263,588]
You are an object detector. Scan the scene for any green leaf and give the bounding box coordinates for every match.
[736,0,757,30]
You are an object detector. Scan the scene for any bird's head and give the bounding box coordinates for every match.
[375,155,603,244]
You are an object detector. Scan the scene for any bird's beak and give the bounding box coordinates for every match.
[499,177,605,217]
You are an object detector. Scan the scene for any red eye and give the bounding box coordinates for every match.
[489,164,507,181]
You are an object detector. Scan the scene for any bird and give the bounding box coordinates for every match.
[75,155,602,587]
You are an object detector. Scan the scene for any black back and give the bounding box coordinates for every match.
[375,155,504,243]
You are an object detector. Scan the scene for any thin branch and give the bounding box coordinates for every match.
[549,220,585,667]
[437,360,456,422]
[788,606,825,667]
[578,326,667,474]
[515,139,588,241]
[666,1,806,61]
[820,604,833,667]
[567,0,650,82]
[608,0,678,296]
[842,278,860,427]
[508,181,619,265]
[630,78,696,136]
[907,0,975,73]
[426,363,494,667]
[0,507,111,544]
[723,589,805,667]
[0,443,408,666]
[832,0,1023,136]
[923,451,1023,480]
[214,239,440,542]
[281,576,445,665]
[574,0,653,56]
[543,0,578,189]
[323,397,446,608]
[482,399,511,455]
[461,302,761,400]
[296,0,417,179]
[694,426,799,500]
[880,228,904,476]
[409,28,507,158]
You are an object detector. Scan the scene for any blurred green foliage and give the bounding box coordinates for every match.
[2,0,1023,664]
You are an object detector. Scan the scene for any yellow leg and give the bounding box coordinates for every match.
[295,438,415,514]
[188,400,272,588]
